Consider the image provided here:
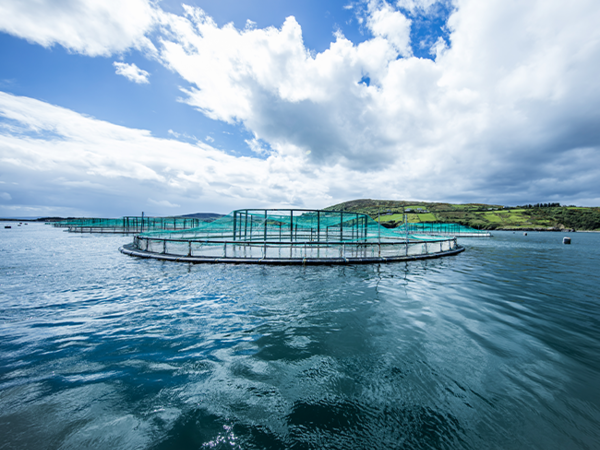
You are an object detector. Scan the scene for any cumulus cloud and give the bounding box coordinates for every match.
[113,62,150,84]
[0,0,156,57]
[367,2,412,56]
[150,0,600,205]
[156,6,401,170]
[2,0,600,213]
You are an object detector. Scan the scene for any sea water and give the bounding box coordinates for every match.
[1,224,599,449]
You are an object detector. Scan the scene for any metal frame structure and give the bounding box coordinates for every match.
[120,209,464,264]
[51,216,204,234]
[395,222,492,237]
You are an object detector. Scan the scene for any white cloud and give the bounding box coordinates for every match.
[0,0,156,57]
[367,2,412,56]
[0,92,338,216]
[113,62,150,84]
[149,198,180,208]
[245,138,271,156]
[430,36,448,58]
[149,1,600,206]
[0,192,12,201]
[396,0,441,13]
[156,7,400,169]
[2,0,600,213]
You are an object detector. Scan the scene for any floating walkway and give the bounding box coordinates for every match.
[120,209,465,265]
[119,243,464,265]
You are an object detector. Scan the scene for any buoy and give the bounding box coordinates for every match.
[524,232,527,236]
[563,237,571,244]
[4,226,11,229]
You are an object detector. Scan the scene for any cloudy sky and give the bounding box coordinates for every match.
[1,0,599,217]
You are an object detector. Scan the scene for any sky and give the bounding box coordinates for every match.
[1,0,599,217]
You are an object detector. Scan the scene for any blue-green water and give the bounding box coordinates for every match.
[1,224,599,449]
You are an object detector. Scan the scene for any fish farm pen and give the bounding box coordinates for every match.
[52,216,205,234]
[120,209,464,265]
[394,222,492,237]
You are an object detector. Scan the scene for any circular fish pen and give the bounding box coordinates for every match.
[396,222,492,237]
[119,209,464,265]
[52,216,205,234]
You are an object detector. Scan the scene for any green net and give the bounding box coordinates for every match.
[128,209,463,263]
[139,209,429,241]
[394,222,490,236]
[52,216,206,233]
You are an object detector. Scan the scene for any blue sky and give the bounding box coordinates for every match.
[1,0,599,217]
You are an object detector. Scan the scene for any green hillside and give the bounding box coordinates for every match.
[324,199,600,231]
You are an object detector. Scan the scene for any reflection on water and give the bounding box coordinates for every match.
[1,225,600,449]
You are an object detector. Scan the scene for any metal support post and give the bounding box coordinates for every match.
[317,211,320,242]
[264,210,267,241]
[233,211,237,241]
[377,212,381,244]
[263,210,268,257]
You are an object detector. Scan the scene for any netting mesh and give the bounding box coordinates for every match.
[394,222,490,236]
[52,216,204,233]
[127,209,462,263]
[137,209,446,241]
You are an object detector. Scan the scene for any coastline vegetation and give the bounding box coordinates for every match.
[325,199,600,231]
[4,203,599,232]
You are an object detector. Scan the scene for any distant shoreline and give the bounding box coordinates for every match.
[494,228,600,232]
[1,218,599,233]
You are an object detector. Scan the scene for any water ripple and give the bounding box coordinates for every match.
[1,226,599,449]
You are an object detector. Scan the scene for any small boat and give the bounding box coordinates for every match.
[4,225,11,229]
[563,237,571,244]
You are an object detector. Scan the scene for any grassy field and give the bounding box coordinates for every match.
[376,213,404,222]
[325,199,600,230]
[417,213,437,221]
[374,212,436,224]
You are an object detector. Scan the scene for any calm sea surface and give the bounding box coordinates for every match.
[1,224,599,449]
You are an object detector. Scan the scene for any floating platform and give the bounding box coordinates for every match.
[119,243,464,265]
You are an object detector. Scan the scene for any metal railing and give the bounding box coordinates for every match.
[132,235,458,261]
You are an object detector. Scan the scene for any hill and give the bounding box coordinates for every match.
[324,199,600,231]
